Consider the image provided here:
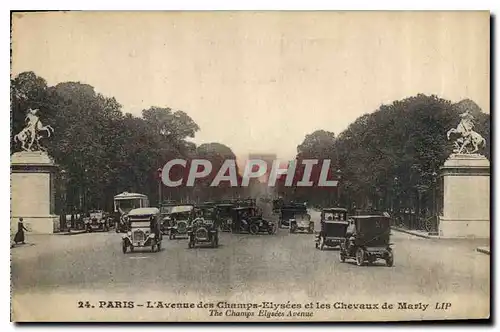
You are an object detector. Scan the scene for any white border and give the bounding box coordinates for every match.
[1,2,498,332]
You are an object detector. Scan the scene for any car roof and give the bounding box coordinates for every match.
[128,207,159,216]
[170,205,194,213]
[114,192,147,199]
[352,215,390,219]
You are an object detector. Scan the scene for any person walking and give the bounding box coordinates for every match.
[13,217,29,245]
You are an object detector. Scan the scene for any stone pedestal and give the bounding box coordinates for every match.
[11,152,60,234]
[439,154,490,238]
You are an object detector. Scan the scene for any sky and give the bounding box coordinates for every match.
[11,11,490,160]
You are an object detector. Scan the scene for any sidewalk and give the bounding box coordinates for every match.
[391,226,438,239]
[476,247,490,255]
[392,226,491,255]
[55,229,87,235]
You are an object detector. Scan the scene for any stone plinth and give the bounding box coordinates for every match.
[439,154,490,238]
[11,152,59,234]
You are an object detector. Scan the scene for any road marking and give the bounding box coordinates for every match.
[128,256,149,259]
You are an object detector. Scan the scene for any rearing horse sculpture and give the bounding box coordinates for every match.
[13,108,54,152]
[446,110,485,154]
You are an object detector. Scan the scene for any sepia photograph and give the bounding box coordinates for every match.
[9,10,490,322]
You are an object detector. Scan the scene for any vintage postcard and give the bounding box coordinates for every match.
[10,11,490,322]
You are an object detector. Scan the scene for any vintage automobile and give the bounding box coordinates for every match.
[166,204,195,239]
[279,203,308,228]
[188,206,219,248]
[290,210,314,234]
[122,207,162,253]
[339,214,394,267]
[113,192,149,233]
[215,203,235,232]
[84,210,111,232]
[315,208,349,250]
[231,206,276,235]
[159,202,177,234]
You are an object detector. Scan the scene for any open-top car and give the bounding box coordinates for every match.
[188,205,219,248]
[339,214,394,267]
[159,202,178,234]
[166,204,195,239]
[315,208,349,250]
[279,203,308,228]
[121,207,162,253]
[231,206,276,235]
[84,210,111,232]
[290,210,314,234]
[215,203,235,232]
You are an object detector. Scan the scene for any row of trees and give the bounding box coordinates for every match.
[12,72,490,215]
[11,72,244,212]
[283,94,490,214]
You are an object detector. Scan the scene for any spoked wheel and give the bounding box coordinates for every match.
[309,224,314,234]
[356,248,365,266]
[249,224,259,235]
[151,243,156,252]
[122,242,127,254]
[188,239,194,249]
[319,236,325,250]
[339,251,346,262]
[385,251,394,267]
[157,242,162,251]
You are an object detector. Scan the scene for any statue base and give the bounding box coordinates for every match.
[439,154,490,238]
[11,151,60,234]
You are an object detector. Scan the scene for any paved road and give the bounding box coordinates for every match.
[11,211,490,321]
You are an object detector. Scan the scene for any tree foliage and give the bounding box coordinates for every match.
[10,72,238,211]
[291,94,490,211]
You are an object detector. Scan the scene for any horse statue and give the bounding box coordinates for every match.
[446,110,486,154]
[13,108,54,152]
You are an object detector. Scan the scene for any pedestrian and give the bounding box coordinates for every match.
[13,217,29,245]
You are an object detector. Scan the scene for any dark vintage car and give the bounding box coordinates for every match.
[188,206,219,248]
[166,204,195,239]
[315,208,349,250]
[122,207,162,253]
[84,210,112,232]
[339,214,394,267]
[215,203,235,232]
[231,207,276,235]
[279,203,308,228]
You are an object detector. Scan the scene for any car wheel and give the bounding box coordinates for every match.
[122,242,127,254]
[319,236,325,250]
[157,242,162,251]
[130,246,134,252]
[339,251,346,262]
[169,231,174,240]
[309,223,314,234]
[356,248,365,266]
[385,251,394,267]
[188,241,194,249]
[249,224,259,235]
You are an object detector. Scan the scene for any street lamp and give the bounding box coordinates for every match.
[60,169,67,231]
[157,168,163,206]
[336,169,342,207]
